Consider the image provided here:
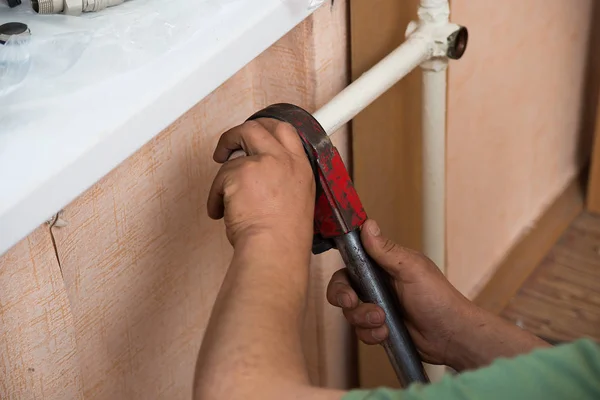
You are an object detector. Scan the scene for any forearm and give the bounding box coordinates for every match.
[194,233,313,398]
[448,308,551,371]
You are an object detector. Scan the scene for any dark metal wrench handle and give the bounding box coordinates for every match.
[334,231,428,386]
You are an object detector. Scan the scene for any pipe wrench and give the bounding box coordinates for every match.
[247,103,429,386]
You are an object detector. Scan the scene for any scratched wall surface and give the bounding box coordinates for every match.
[447,0,595,297]
[0,1,352,399]
[0,226,83,399]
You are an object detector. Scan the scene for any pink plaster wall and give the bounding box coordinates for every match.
[447,0,594,297]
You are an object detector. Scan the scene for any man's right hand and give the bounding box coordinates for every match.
[326,219,549,371]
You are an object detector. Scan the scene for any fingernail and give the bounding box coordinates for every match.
[371,326,387,341]
[368,220,381,236]
[367,312,382,325]
[337,294,352,308]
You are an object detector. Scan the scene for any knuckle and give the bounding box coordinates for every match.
[274,121,297,138]
[407,249,438,272]
[356,329,378,345]
[297,156,313,175]
[262,153,278,163]
[290,138,306,155]
[327,283,344,299]
[331,268,347,281]
[327,282,341,297]
[342,309,356,325]
[259,153,280,169]
[243,120,262,130]
[237,159,259,179]
[326,294,338,306]
[244,121,266,140]
[381,238,398,255]
[220,173,237,196]
[352,311,363,325]
[275,123,304,150]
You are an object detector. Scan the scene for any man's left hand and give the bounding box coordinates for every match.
[207,118,315,251]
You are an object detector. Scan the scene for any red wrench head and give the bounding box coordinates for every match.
[248,104,367,254]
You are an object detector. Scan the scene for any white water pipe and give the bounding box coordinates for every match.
[421,66,447,272]
[315,0,463,280]
[420,58,449,384]
[314,35,431,134]
[416,0,454,276]
[316,1,462,137]
[312,1,462,381]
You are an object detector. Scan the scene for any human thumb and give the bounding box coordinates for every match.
[360,219,419,278]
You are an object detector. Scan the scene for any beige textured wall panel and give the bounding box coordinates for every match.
[0,226,82,400]
[0,2,352,398]
[351,0,596,388]
[53,73,251,399]
[447,0,595,297]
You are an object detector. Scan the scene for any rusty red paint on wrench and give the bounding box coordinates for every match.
[248,103,367,239]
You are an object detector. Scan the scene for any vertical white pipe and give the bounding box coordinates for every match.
[420,0,449,8]
[421,63,449,384]
[419,0,450,383]
[421,64,447,272]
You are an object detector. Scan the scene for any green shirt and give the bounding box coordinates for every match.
[344,339,600,400]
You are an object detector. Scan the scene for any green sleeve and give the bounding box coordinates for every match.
[343,339,600,400]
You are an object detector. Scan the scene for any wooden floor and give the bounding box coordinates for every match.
[501,212,600,343]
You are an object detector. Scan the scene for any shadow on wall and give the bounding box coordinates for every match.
[576,0,600,171]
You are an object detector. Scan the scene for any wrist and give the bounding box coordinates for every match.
[446,307,551,371]
[445,307,496,371]
[234,229,312,266]
[229,228,313,323]
[441,305,486,371]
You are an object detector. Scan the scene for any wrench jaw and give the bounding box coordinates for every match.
[248,103,367,255]
[311,234,336,255]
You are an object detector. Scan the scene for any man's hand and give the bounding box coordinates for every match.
[327,219,477,368]
[326,220,550,371]
[207,118,315,251]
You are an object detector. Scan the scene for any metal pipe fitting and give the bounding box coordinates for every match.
[0,22,31,45]
[31,0,62,14]
[32,0,125,15]
[405,2,468,66]
[446,26,468,60]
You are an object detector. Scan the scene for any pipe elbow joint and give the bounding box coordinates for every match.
[33,0,125,15]
[405,21,468,62]
[405,1,468,63]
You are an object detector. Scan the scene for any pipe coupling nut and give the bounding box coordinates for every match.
[446,26,468,60]
[32,0,63,14]
[33,0,125,15]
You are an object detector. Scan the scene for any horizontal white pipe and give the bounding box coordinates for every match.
[228,34,431,163]
[314,35,432,136]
